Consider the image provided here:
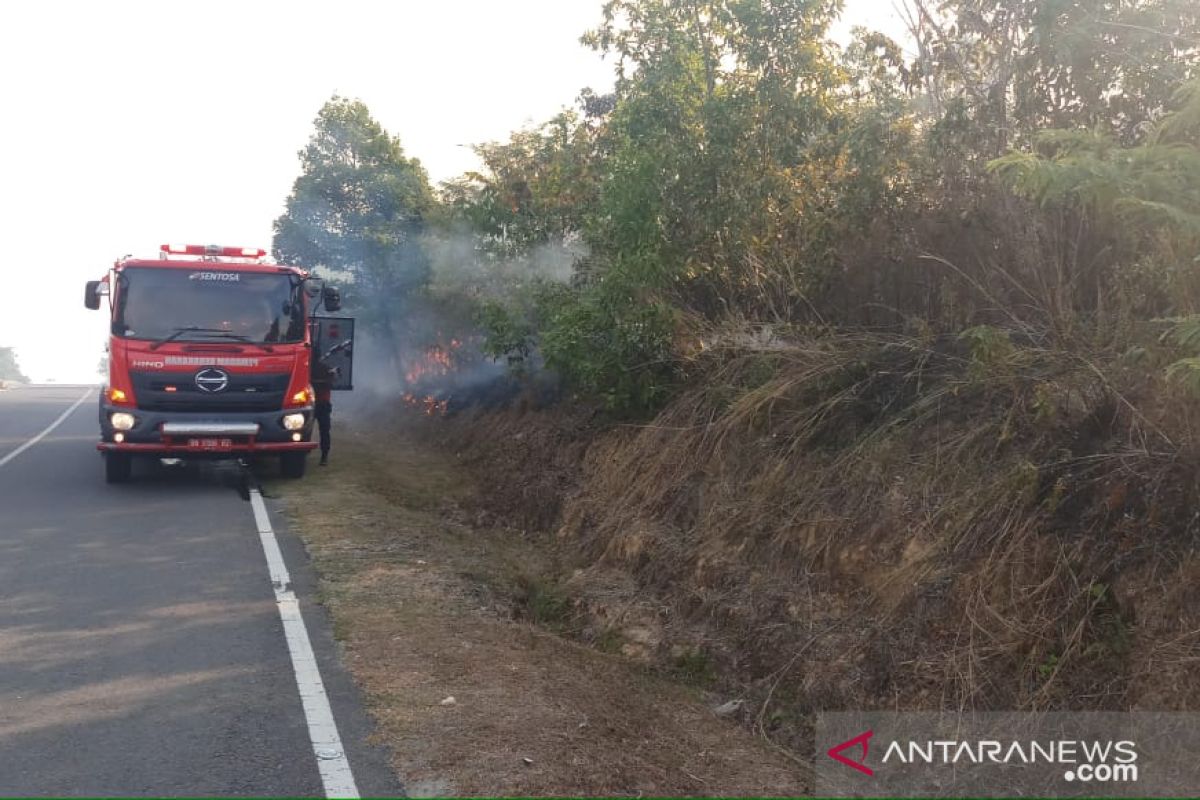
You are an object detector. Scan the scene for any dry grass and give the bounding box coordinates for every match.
[539,327,1200,748]
[269,423,806,797]
[267,322,1200,776]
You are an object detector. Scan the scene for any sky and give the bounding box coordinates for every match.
[0,0,906,383]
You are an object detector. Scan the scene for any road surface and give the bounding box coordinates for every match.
[0,385,399,797]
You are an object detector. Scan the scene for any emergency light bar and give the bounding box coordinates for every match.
[161,244,267,259]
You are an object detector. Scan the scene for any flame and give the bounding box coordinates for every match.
[401,337,465,417]
[402,391,449,416]
[403,339,463,385]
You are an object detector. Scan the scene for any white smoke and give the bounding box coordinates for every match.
[425,228,587,297]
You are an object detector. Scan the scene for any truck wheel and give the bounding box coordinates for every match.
[105,452,133,484]
[280,452,308,479]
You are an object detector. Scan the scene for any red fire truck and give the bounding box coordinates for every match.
[85,244,352,483]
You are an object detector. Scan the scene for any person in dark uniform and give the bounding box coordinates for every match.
[311,357,335,466]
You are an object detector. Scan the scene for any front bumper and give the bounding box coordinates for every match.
[97,403,318,456]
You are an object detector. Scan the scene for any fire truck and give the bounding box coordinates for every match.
[85,244,354,483]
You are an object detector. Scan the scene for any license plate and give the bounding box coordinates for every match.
[188,437,234,450]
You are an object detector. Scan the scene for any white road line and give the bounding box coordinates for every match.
[249,488,360,799]
[0,388,93,469]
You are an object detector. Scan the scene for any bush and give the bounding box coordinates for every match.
[537,280,677,415]
[473,276,677,415]
[476,298,534,362]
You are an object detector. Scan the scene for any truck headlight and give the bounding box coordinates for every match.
[110,412,136,431]
[282,413,306,431]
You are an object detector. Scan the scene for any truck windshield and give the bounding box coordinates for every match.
[113,267,306,344]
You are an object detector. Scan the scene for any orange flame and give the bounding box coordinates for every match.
[402,338,466,417]
[403,340,463,385]
[402,391,449,416]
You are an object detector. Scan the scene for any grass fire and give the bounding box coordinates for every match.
[400,339,462,416]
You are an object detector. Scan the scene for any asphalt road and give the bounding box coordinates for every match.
[0,385,400,797]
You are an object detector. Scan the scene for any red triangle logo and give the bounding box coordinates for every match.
[827,729,874,776]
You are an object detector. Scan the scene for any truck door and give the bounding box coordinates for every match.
[312,316,355,391]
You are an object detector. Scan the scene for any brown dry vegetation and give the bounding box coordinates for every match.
[420,328,1200,754]
[270,423,806,796]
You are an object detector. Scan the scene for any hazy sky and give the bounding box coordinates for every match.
[1,0,905,383]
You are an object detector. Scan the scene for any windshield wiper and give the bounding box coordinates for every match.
[149,326,227,350]
[149,327,271,351]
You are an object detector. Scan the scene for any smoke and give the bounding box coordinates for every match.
[424,227,587,297]
[335,226,584,416]
[340,327,405,398]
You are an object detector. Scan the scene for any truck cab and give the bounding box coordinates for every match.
[85,244,345,483]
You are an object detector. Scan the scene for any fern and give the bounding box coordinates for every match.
[990,81,1200,245]
[1165,357,1200,394]
[1159,316,1200,350]
[1115,198,1200,236]
[1158,79,1200,144]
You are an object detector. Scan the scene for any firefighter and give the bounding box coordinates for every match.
[311,355,335,466]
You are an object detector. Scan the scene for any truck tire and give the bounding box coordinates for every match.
[280,451,308,479]
[105,452,132,484]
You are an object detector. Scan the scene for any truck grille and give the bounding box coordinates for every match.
[131,371,290,412]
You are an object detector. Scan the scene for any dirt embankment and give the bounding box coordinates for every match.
[270,420,804,797]
[416,334,1200,753]
[274,329,1200,788]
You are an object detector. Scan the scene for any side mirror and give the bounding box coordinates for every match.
[84,280,106,310]
[322,285,342,312]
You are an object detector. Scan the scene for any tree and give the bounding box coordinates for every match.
[273,97,435,341]
[0,347,27,383]
[902,0,1200,151]
[444,110,601,261]
[990,78,1200,314]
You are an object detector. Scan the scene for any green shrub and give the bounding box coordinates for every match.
[476,298,534,362]
[537,280,677,415]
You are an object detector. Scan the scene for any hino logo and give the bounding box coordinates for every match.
[195,368,230,393]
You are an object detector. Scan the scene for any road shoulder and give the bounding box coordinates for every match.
[263,486,405,798]
[268,424,806,797]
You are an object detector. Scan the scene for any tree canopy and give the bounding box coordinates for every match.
[273,96,435,334]
[276,1,1200,411]
[0,347,27,383]
[442,0,1198,410]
